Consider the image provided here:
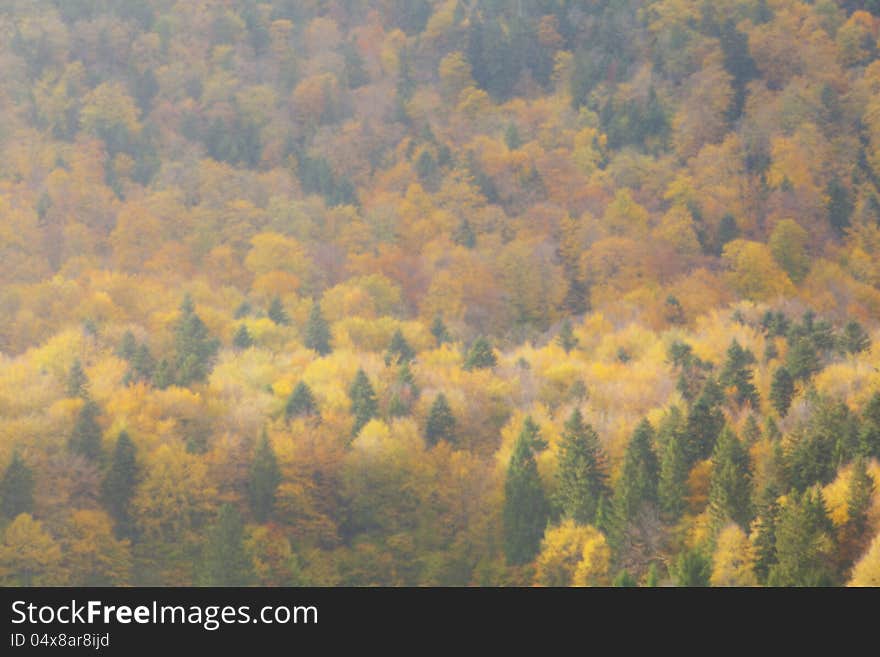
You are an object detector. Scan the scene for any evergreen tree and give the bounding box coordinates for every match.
[69,400,103,462]
[463,336,496,370]
[785,337,821,382]
[452,217,476,248]
[199,504,255,586]
[826,177,853,237]
[612,570,637,587]
[768,488,836,586]
[304,302,332,356]
[861,392,880,459]
[503,418,550,566]
[842,457,874,560]
[425,393,456,446]
[118,330,137,361]
[101,431,138,536]
[0,452,34,519]
[614,419,660,524]
[131,343,155,382]
[556,319,579,354]
[719,339,759,407]
[285,382,318,421]
[430,315,450,345]
[349,368,378,437]
[673,548,711,587]
[708,426,753,530]
[770,366,794,417]
[645,563,660,587]
[658,418,689,522]
[153,358,174,390]
[233,324,254,349]
[66,359,88,398]
[684,379,725,464]
[841,320,870,355]
[172,294,220,386]
[752,484,780,584]
[248,430,281,523]
[267,296,290,326]
[555,408,609,525]
[384,329,415,366]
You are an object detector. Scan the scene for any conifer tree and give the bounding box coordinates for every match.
[752,484,780,584]
[658,422,689,522]
[720,340,759,407]
[131,343,155,382]
[0,452,34,519]
[118,330,137,361]
[285,382,318,421]
[768,488,836,586]
[770,366,794,417]
[684,379,725,464]
[267,296,290,326]
[384,329,415,365]
[172,294,219,386]
[101,431,138,536]
[708,426,753,530]
[233,324,254,349]
[613,419,659,524]
[786,337,821,382]
[612,570,637,587]
[66,359,88,398]
[463,336,496,370]
[841,320,870,355]
[349,368,378,437]
[430,315,450,345]
[556,319,579,354]
[425,393,456,446]
[842,457,874,561]
[503,417,550,566]
[199,504,255,586]
[673,548,711,587]
[248,430,281,523]
[304,301,332,356]
[555,408,608,525]
[69,400,103,462]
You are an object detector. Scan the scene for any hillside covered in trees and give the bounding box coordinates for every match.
[1,0,880,587]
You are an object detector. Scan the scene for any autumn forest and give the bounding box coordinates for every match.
[1,0,880,587]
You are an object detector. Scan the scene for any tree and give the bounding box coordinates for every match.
[826,177,853,237]
[101,431,138,537]
[841,321,870,355]
[719,340,759,407]
[463,336,496,370]
[849,533,880,586]
[285,382,318,421]
[555,409,609,525]
[768,488,836,586]
[62,510,132,586]
[503,417,550,566]
[684,379,725,464]
[66,359,88,398]
[384,329,415,365]
[752,484,780,584]
[425,393,456,446]
[710,524,757,586]
[172,294,219,386]
[841,457,875,566]
[708,426,753,530]
[0,453,34,519]
[786,337,821,382]
[556,319,579,354]
[430,315,450,345]
[0,514,64,586]
[673,548,711,587]
[612,570,637,587]
[614,419,659,524]
[770,366,794,417]
[267,296,290,326]
[769,219,810,283]
[534,520,610,586]
[233,324,254,349]
[130,344,155,383]
[69,400,103,462]
[658,420,689,522]
[304,301,332,356]
[248,431,281,523]
[199,505,255,586]
[349,368,378,437]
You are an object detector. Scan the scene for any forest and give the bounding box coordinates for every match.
[0,0,879,587]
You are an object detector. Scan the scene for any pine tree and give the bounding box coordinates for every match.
[233,324,254,349]
[69,400,103,462]
[503,418,550,566]
[153,358,173,390]
[612,570,637,587]
[768,487,836,586]
[556,319,579,354]
[464,336,496,370]
[430,315,450,345]
[842,457,874,562]
[614,419,660,524]
[841,320,870,355]
[349,368,378,437]
[708,426,753,530]
[684,379,725,464]
[118,330,137,361]
[645,563,660,587]
[285,382,318,421]
[304,301,332,356]
[66,359,88,398]
[384,329,415,365]
[425,393,456,446]
[199,504,255,586]
[101,431,138,536]
[786,337,821,382]
[658,420,689,522]
[267,296,290,326]
[452,217,476,248]
[172,294,219,386]
[752,484,780,584]
[0,452,34,519]
[248,430,281,523]
[555,408,609,525]
[719,339,759,407]
[770,366,794,417]
[673,548,711,587]
[131,343,155,382]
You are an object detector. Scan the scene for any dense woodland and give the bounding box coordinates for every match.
[1,0,880,586]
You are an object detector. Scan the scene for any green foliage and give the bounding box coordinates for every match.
[708,426,753,530]
[267,296,290,326]
[384,329,415,366]
[719,340,759,407]
[69,400,103,462]
[285,382,318,421]
[768,488,836,587]
[840,321,870,355]
[101,431,138,536]
[425,393,456,446]
[770,366,794,417]
[172,294,220,386]
[556,319,579,354]
[555,408,609,525]
[673,548,711,587]
[198,504,255,586]
[248,431,281,523]
[614,419,659,524]
[233,324,254,349]
[658,410,689,521]
[0,452,34,519]
[66,359,89,399]
[503,417,550,566]
[612,569,638,587]
[349,368,379,437]
[430,316,451,345]
[304,302,332,356]
[684,379,725,464]
[464,336,497,370]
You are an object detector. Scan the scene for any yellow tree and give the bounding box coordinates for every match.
[711,523,757,586]
[0,514,66,586]
[534,520,611,587]
[849,533,880,587]
[61,509,132,586]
